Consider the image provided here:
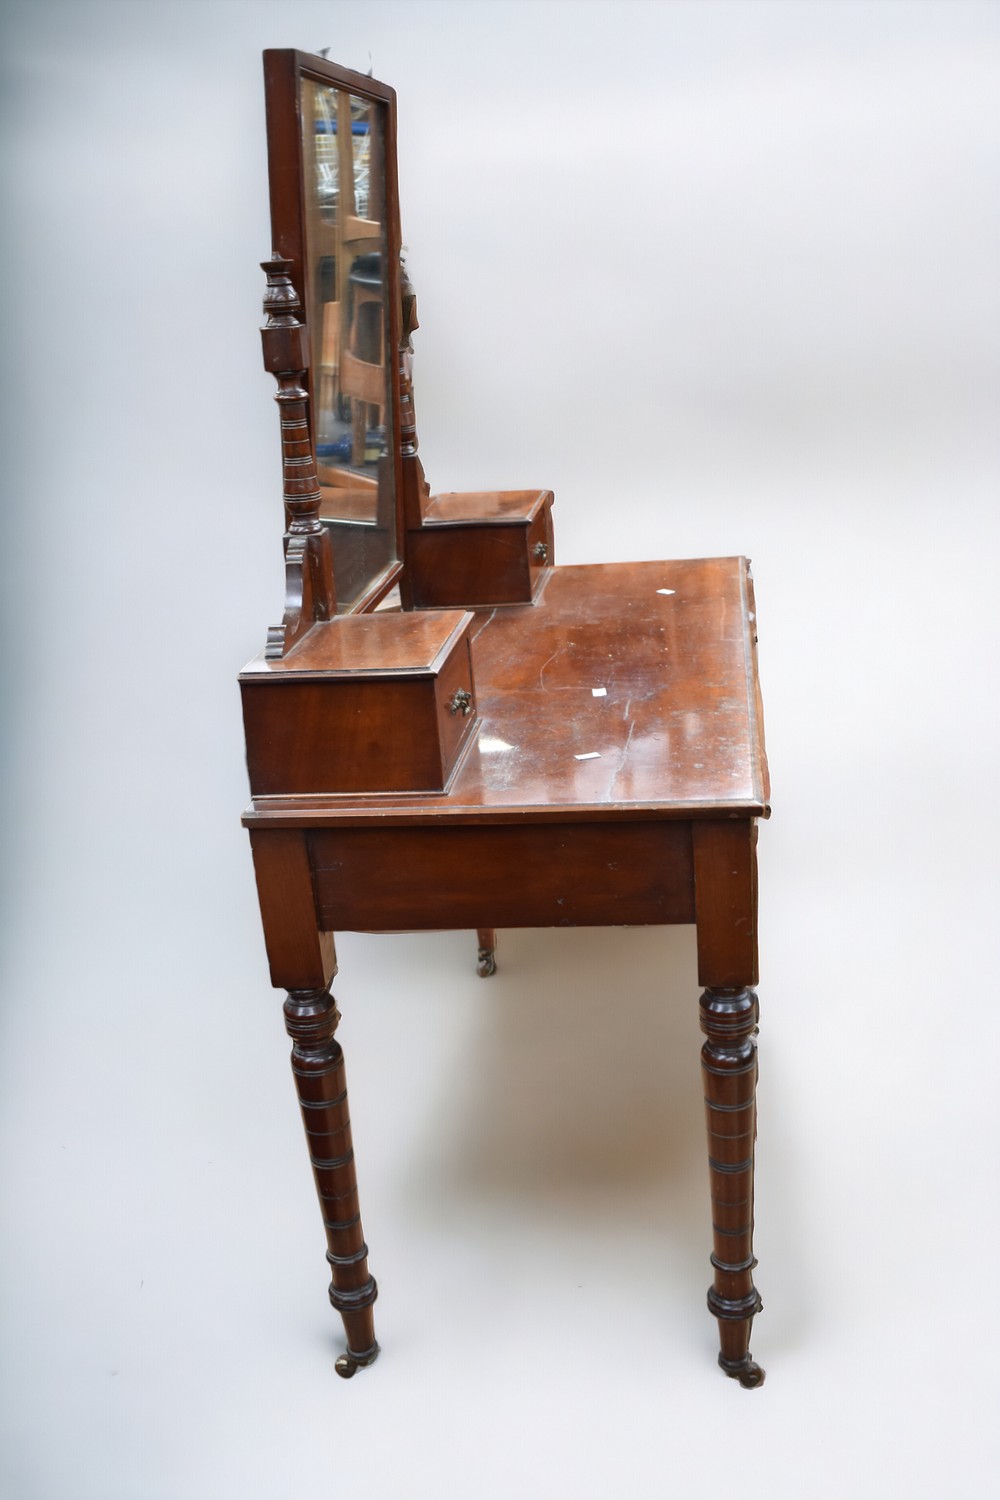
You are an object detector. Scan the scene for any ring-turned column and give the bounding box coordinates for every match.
[693,819,765,1387]
[285,985,379,1377]
[700,985,763,1387]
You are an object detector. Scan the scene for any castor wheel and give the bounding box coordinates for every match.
[335,1341,380,1379]
[719,1354,765,1388]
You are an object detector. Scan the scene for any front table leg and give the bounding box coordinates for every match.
[700,985,764,1388]
[284,985,380,1377]
[693,819,765,1387]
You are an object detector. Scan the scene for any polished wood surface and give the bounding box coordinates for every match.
[244,556,767,825]
[423,489,552,523]
[244,607,471,676]
[245,49,769,1387]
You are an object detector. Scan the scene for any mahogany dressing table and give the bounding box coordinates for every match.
[241,51,769,1388]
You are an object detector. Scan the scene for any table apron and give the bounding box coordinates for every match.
[308,820,696,930]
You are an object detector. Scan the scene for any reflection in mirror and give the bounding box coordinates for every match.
[300,79,398,610]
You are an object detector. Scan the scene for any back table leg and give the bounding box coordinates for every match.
[476,927,498,977]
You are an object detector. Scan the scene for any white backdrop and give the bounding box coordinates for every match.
[2,2,998,1496]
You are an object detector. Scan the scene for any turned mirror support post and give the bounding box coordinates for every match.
[693,820,765,1388]
[260,255,336,658]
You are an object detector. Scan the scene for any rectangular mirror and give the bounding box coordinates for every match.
[264,52,403,612]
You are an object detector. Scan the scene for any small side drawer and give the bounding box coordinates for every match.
[407,488,557,609]
[240,610,477,795]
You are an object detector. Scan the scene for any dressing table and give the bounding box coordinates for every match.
[241,50,769,1388]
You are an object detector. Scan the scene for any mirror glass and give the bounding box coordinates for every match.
[300,78,398,610]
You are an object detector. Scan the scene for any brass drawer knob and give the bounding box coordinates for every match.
[533,541,549,562]
[449,688,473,717]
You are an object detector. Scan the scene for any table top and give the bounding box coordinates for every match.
[244,556,769,829]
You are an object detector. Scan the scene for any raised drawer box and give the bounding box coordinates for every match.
[407,489,554,609]
[240,609,478,796]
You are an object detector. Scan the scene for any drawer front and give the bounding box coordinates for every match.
[309,821,696,930]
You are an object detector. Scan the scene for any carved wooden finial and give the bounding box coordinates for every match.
[260,255,336,657]
[260,254,323,535]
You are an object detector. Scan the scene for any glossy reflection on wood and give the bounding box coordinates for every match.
[246,557,766,825]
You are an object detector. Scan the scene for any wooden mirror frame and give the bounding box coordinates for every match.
[263,49,405,615]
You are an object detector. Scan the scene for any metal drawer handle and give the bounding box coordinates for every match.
[449,688,473,717]
[533,541,549,562]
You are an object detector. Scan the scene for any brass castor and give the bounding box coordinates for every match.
[718,1354,765,1389]
[335,1341,381,1379]
[476,949,497,978]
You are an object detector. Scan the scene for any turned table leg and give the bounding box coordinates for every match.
[285,985,379,1377]
[700,985,763,1387]
[249,829,379,1376]
[693,819,765,1387]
